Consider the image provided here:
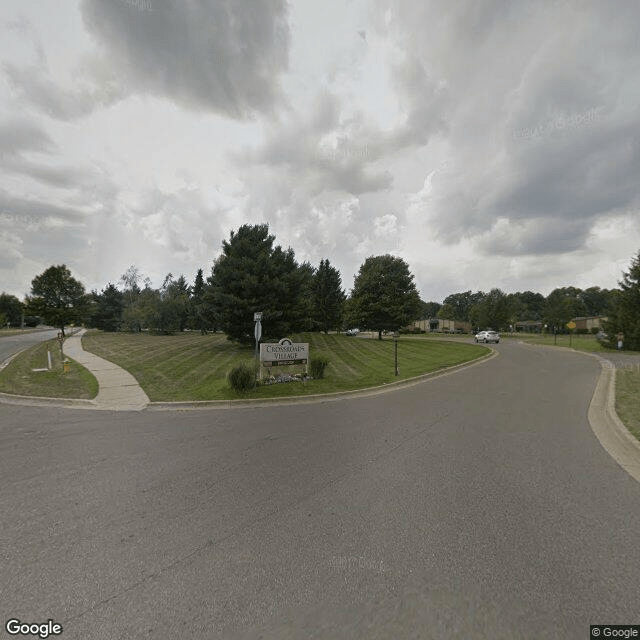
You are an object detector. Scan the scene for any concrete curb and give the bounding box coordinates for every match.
[588,358,640,484]
[0,346,497,412]
[518,341,640,484]
[147,348,498,411]
[0,346,30,371]
[0,391,96,409]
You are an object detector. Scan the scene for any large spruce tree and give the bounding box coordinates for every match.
[313,259,346,333]
[205,224,308,343]
[604,250,640,350]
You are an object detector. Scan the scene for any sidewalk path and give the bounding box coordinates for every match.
[64,329,150,411]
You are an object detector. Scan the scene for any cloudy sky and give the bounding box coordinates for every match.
[1,0,639,303]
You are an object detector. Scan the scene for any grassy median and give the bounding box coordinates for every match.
[82,330,490,401]
[0,338,98,399]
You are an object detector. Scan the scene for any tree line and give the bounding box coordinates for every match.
[1,224,638,349]
[4,224,419,342]
[426,285,619,334]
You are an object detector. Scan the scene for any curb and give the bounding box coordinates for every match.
[147,348,498,411]
[0,391,96,409]
[518,341,640,484]
[0,347,497,412]
[0,346,30,372]
[588,357,640,484]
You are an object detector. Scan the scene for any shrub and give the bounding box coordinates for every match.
[228,361,259,392]
[309,353,330,379]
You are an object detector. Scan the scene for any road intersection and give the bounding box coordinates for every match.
[1,338,639,638]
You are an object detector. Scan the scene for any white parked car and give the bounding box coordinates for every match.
[475,330,500,343]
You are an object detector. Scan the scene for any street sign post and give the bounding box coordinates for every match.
[566,320,576,347]
[254,312,263,360]
[394,332,399,376]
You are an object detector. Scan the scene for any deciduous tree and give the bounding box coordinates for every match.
[472,288,512,331]
[26,265,86,335]
[419,300,441,319]
[346,255,421,339]
[0,292,23,327]
[543,286,587,332]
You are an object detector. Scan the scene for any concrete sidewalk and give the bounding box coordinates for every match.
[64,329,150,411]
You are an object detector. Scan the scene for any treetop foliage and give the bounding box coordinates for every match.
[346,254,421,338]
[16,238,638,350]
[205,224,310,342]
[26,264,86,334]
[0,292,23,327]
[603,250,640,350]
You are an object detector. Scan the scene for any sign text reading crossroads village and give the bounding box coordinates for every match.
[260,338,309,367]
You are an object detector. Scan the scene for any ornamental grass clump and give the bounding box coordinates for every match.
[309,353,330,379]
[227,361,259,393]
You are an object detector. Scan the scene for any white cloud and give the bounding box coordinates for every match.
[0,0,638,303]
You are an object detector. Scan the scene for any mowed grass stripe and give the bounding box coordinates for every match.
[81,330,489,401]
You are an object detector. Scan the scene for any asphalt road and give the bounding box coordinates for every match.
[0,328,61,366]
[2,340,640,639]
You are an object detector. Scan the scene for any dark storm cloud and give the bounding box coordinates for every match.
[477,216,592,256]
[383,0,640,257]
[79,0,290,118]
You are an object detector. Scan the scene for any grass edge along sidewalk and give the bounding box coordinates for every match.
[0,337,98,399]
[81,330,490,402]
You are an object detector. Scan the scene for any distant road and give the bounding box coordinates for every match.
[0,328,61,366]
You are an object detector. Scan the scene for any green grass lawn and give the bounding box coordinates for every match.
[81,330,490,401]
[616,367,640,442]
[0,338,98,399]
[508,332,617,353]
